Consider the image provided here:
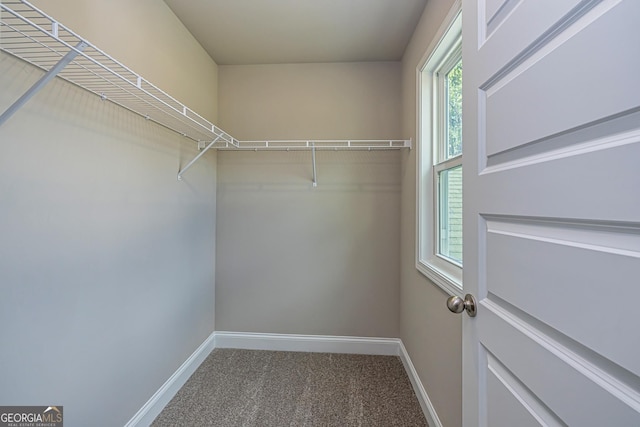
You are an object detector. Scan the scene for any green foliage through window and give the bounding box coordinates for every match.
[446,59,462,159]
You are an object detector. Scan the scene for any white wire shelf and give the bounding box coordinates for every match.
[219,139,412,151]
[0,0,411,183]
[215,139,412,187]
[0,0,237,147]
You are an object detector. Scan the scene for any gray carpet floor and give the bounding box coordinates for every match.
[151,348,428,427]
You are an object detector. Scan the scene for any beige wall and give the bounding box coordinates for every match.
[0,1,218,426]
[219,62,401,140]
[216,63,402,337]
[400,1,463,427]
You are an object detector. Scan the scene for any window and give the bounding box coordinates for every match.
[436,54,462,266]
[417,4,462,295]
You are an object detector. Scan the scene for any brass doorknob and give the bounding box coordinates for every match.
[446,294,477,317]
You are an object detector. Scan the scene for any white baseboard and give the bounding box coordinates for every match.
[398,341,443,427]
[126,331,442,427]
[124,331,216,427]
[213,331,400,356]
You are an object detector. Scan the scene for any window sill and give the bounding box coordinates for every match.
[416,258,462,296]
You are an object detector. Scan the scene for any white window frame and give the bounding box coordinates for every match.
[416,1,462,296]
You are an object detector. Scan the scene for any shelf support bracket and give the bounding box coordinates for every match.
[177,135,222,181]
[311,142,317,187]
[0,41,88,127]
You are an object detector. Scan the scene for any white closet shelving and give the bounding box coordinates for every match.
[0,0,237,146]
[0,0,411,184]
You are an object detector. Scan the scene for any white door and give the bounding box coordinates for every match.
[461,0,640,425]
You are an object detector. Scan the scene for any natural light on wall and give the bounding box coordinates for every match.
[417,2,462,296]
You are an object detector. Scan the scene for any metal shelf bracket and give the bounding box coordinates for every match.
[311,142,317,187]
[0,40,87,127]
[177,136,223,181]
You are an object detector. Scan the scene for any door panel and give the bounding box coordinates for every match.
[485,217,640,376]
[487,351,566,427]
[483,0,640,157]
[479,135,640,221]
[463,0,640,425]
[479,307,640,426]
[480,0,585,75]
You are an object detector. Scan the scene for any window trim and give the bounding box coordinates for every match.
[416,1,462,296]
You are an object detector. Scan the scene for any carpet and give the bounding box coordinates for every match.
[151,348,428,426]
